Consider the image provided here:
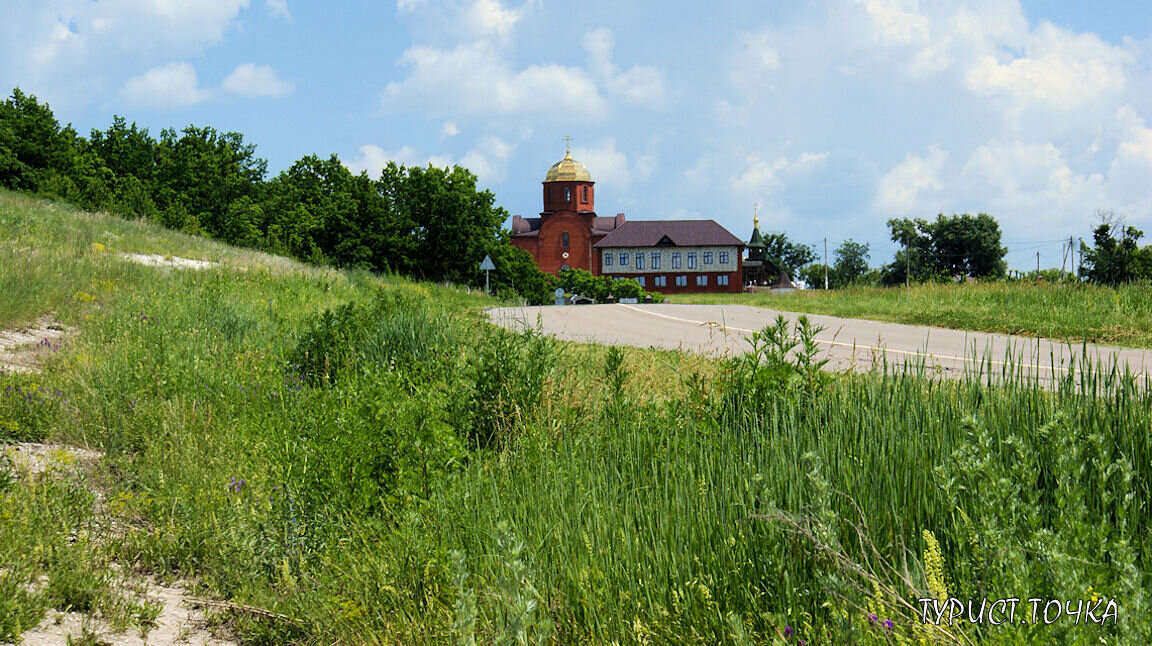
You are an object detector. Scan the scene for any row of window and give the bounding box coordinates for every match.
[614,274,731,287]
[603,250,730,269]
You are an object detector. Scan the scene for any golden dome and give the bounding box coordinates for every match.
[544,151,592,182]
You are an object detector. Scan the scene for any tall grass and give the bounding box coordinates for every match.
[680,281,1152,348]
[3,192,1150,644]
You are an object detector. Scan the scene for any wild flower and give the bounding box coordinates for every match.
[229,476,246,493]
[784,625,793,637]
[883,619,893,630]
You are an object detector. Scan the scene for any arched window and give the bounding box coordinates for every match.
[564,187,571,201]
[562,232,569,247]
[582,186,588,202]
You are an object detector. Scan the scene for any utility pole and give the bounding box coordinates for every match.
[1078,237,1084,277]
[1036,251,1040,279]
[823,237,829,290]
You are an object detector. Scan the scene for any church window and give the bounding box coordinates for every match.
[620,254,628,266]
[675,275,687,286]
[687,252,697,269]
[703,252,713,265]
[671,253,681,269]
[635,253,644,269]
[564,187,571,201]
[651,253,660,269]
[562,232,569,247]
[718,275,729,286]
[654,275,667,287]
[604,253,613,266]
[582,186,588,202]
[546,187,551,202]
[561,264,571,271]
[696,274,708,286]
[719,251,729,264]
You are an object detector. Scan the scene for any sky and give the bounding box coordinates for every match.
[4,0,1151,272]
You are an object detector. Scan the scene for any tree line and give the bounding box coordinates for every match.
[787,212,1150,289]
[1,88,556,303]
[6,87,1147,297]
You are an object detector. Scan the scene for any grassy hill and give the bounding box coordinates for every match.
[2,191,1150,644]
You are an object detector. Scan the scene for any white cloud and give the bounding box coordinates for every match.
[465,0,520,40]
[460,135,516,183]
[856,0,931,47]
[571,138,651,188]
[966,22,1132,116]
[119,62,213,109]
[1106,106,1152,216]
[344,144,419,177]
[441,121,460,137]
[583,28,666,107]
[381,41,607,119]
[732,151,829,191]
[960,140,1104,229]
[221,63,293,97]
[345,136,515,185]
[2,0,250,109]
[875,146,948,214]
[266,0,291,19]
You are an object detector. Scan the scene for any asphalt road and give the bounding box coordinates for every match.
[488,303,1152,386]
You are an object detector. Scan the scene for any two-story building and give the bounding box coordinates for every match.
[594,220,743,293]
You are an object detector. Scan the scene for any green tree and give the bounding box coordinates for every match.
[153,125,266,236]
[385,164,507,284]
[88,116,158,181]
[759,232,817,276]
[884,213,1006,284]
[832,239,870,286]
[1079,212,1152,285]
[487,243,556,305]
[0,88,81,193]
[262,154,362,266]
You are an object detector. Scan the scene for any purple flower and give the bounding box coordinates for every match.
[784,625,792,637]
[869,613,877,624]
[883,619,894,630]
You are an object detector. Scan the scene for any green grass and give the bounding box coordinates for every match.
[3,190,1151,644]
[676,281,1152,348]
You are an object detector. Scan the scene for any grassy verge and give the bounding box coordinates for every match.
[3,191,1150,644]
[675,281,1152,348]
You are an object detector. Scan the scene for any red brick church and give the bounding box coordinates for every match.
[511,147,743,293]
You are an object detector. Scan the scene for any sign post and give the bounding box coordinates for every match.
[479,255,496,295]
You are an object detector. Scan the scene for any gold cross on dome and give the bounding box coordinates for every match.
[563,134,572,152]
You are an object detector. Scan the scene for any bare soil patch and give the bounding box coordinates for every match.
[0,317,69,374]
[120,253,217,270]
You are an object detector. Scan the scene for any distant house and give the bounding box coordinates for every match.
[594,220,743,294]
[511,146,743,293]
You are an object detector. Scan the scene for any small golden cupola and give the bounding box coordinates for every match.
[544,150,592,182]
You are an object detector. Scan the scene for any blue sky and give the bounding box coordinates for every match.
[4,0,1151,272]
